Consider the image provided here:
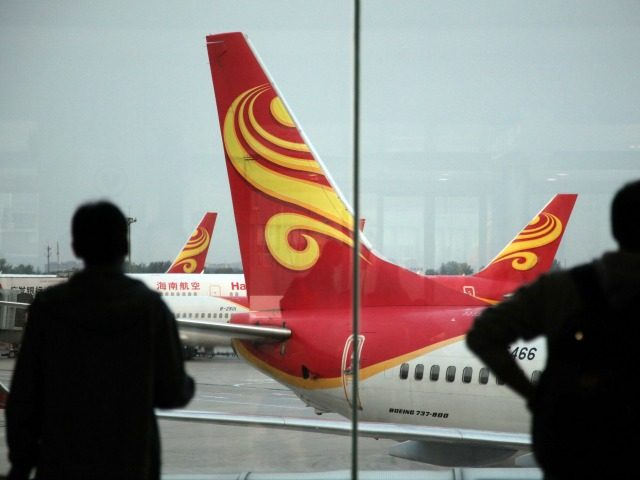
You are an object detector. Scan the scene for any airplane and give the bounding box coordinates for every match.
[130,211,247,298]
[0,212,235,298]
[165,212,218,274]
[157,31,578,468]
[0,212,248,356]
[127,211,249,354]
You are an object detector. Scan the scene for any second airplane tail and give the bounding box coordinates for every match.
[166,212,217,274]
[475,194,577,285]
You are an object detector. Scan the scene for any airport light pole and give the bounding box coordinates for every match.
[126,216,137,271]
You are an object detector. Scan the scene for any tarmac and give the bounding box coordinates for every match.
[0,356,433,477]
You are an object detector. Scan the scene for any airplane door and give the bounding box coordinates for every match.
[341,335,365,410]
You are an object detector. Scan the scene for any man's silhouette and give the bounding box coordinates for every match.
[466,180,640,478]
[5,201,194,480]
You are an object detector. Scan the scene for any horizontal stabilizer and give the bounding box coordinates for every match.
[176,319,290,343]
[0,300,29,309]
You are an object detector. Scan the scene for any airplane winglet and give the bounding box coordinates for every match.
[475,193,577,284]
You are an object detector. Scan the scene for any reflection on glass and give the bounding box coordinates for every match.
[2,0,640,476]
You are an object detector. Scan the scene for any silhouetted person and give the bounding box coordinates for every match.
[5,201,195,480]
[466,180,640,479]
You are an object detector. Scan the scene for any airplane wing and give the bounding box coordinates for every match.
[157,409,529,447]
[176,319,291,343]
[157,409,530,460]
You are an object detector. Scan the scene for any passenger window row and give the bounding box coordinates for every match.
[399,362,541,386]
[161,291,199,296]
[175,312,231,320]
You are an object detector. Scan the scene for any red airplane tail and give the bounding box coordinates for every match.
[166,212,217,274]
[475,194,577,285]
[206,33,484,311]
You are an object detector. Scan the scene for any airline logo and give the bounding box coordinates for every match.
[485,212,562,271]
[224,85,355,272]
[169,226,211,273]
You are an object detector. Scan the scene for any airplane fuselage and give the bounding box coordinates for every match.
[232,305,543,434]
[130,273,246,298]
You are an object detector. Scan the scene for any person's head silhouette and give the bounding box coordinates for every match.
[611,179,640,253]
[71,201,128,266]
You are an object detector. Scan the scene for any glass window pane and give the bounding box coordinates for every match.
[3,1,640,477]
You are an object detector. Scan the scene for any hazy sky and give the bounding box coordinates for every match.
[2,1,640,271]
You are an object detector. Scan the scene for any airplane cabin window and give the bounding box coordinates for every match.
[462,367,472,384]
[430,365,440,381]
[479,368,490,385]
[446,366,456,383]
[414,364,424,380]
[496,375,505,385]
[399,363,409,379]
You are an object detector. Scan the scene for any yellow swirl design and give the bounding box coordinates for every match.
[270,97,296,128]
[223,85,353,271]
[171,227,211,273]
[265,213,354,271]
[224,85,357,271]
[173,258,198,274]
[240,86,319,172]
[489,213,563,271]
